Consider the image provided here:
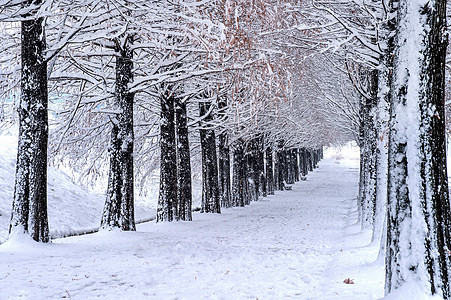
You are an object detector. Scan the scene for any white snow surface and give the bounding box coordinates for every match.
[0,135,156,244]
[0,142,394,299]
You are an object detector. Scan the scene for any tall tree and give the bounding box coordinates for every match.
[101,35,135,231]
[9,1,49,242]
[385,0,451,297]
[175,96,192,221]
[199,100,220,213]
[157,86,178,222]
[265,146,275,195]
[218,97,232,208]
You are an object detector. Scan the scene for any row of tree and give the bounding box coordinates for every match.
[311,0,451,297]
[0,1,333,243]
[6,0,449,297]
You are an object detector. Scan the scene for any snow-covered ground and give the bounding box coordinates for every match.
[0,136,156,244]
[0,142,390,299]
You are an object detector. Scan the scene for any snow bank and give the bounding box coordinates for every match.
[0,135,156,243]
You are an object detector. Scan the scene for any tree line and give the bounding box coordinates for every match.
[3,0,450,298]
[0,1,330,242]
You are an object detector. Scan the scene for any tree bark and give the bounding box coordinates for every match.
[294,149,300,182]
[276,147,285,190]
[199,102,220,213]
[232,143,246,207]
[360,69,379,230]
[10,10,49,242]
[218,99,231,208]
[157,87,178,222]
[101,36,135,231]
[266,147,274,195]
[385,0,451,297]
[175,97,192,221]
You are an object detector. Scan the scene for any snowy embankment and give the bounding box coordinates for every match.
[0,136,156,244]
[0,143,387,299]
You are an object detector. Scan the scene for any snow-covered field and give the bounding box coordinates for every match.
[0,141,390,299]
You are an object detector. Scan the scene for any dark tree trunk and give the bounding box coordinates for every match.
[232,143,246,207]
[10,12,49,242]
[101,36,135,231]
[246,138,262,201]
[286,150,294,185]
[303,148,309,176]
[218,99,231,208]
[157,88,177,222]
[199,102,220,213]
[274,149,280,190]
[266,147,274,195]
[218,134,231,208]
[294,149,300,182]
[276,145,285,190]
[313,149,319,169]
[385,0,451,297]
[308,150,314,172]
[259,144,267,197]
[175,97,192,221]
[357,68,379,230]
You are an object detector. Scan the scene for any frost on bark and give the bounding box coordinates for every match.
[276,147,285,190]
[260,144,267,197]
[299,148,308,177]
[157,87,178,222]
[307,150,313,172]
[246,138,262,201]
[372,1,395,246]
[286,150,295,185]
[293,149,300,182]
[199,101,220,213]
[175,97,192,221]
[265,147,274,195]
[385,0,451,297]
[101,36,136,231]
[232,142,248,207]
[359,69,379,230]
[218,98,231,208]
[9,11,50,242]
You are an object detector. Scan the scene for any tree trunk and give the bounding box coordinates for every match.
[294,149,300,182]
[175,97,192,221]
[10,12,49,242]
[157,88,177,222]
[218,133,231,208]
[266,147,274,195]
[300,148,308,177]
[232,143,246,207]
[199,102,220,213]
[360,69,379,230]
[276,147,285,190]
[372,8,393,244]
[308,150,314,172]
[385,0,451,297]
[246,138,261,201]
[218,99,231,208]
[286,150,295,185]
[101,37,135,231]
[260,143,267,197]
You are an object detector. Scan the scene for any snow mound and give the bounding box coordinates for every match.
[382,281,444,300]
[0,135,156,243]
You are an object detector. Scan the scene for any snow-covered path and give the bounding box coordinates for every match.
[0,158,384,299]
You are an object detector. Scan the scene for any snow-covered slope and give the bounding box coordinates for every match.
[0,136,156,243]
